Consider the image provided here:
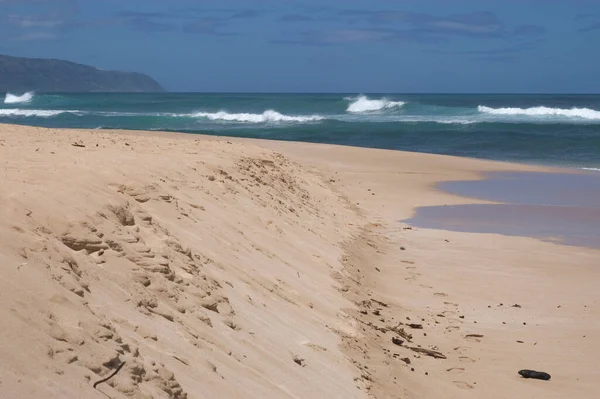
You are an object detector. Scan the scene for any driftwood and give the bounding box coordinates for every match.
[367,321,387,333]
[389,324,413,342]
[408,347,446,359]
[371,299,388,308]
[465,334,484,338]
[93,361,126,389]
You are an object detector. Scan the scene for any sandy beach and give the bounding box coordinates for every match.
[1,123,598,399]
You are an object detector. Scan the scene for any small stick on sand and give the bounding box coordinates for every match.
[93,361,126,389]
[408,347,446,359]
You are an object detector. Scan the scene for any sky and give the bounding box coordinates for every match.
[1,0,599,93]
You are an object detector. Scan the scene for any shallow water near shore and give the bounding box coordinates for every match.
[405,171,600,248]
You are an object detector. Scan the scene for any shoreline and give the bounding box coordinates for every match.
[2,122,593,174]
[1,124,598,399]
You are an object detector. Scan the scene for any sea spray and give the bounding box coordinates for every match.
[346,95,406,113]
[4,92,34,104]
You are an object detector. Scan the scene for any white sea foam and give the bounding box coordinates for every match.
[581,167,600,172]
[394,117,476,125]
[0,108,322,122]
[346,95,406,113]
[478,105,600,120]
[190,110,324,123]
[4,92,34,104]
[0,109,74,117]
[430,119,476,125]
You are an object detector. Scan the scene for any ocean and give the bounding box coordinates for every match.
[2,92,599,170]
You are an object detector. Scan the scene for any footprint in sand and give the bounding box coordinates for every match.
[453,346,470,355]
[434,292,448,297]
[405,266,417,270]
[446,367,465,374]
[459,356,475,363]
[311,255,325,264]
[465,334,484,343]
[445,325,460,332]
[453,381,474,389]
[303,342,327,352]
[444,301,458,307]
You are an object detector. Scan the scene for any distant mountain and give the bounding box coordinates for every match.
[0,54,165,93]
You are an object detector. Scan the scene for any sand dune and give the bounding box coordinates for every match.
[0,124,598,399]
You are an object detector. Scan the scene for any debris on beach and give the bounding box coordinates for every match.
[389,324,413,341]
[293,355,306,367]
[518,369,551,380]
[408,347,446,359]
[464,333,484,342]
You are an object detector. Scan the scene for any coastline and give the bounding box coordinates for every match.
[1,123,598,399]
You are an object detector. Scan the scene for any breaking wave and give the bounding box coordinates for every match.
[0,108,323,123]
[346,95,406,113]
[4,92,34,104]
[3,100,600,128]
[0,109,75,117]
[478,106,600,120]
[190,110,324,123]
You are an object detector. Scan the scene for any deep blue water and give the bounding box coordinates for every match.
[2,92,600,169]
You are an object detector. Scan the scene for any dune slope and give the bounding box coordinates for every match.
[0,126,367,398]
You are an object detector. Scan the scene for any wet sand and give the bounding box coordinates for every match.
[440,171,600,209]
[406,171,600,248]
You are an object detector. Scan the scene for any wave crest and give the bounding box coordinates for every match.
[190,110,323,123]
[4,92,34,104]
[478,105,600,120]
[346,95,405,113]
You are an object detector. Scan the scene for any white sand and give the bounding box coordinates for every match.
[0,124,598,399]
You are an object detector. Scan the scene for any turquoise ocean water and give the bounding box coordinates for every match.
[2,92,599,170]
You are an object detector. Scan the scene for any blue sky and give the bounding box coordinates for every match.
[0,0,599,93]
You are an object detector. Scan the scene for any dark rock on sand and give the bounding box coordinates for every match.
[518,369,551,381]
